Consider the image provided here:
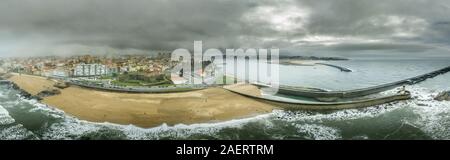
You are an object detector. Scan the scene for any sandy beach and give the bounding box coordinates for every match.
[7,74,275,128]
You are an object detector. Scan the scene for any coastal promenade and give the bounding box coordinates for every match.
[4,72,209,93]
[67,79,208,93]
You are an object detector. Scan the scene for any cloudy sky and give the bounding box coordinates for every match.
[1,0,450,58]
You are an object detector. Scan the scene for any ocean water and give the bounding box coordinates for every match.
[1,58,450,140]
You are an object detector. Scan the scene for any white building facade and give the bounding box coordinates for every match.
[74,63,110,77]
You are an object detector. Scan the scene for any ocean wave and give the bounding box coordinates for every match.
[0,124,38,140]
[294,124,342,140]
[272,102,405,123]
[0,92,7,99]
[121,113,273,140]
[20,98,66,119]
[41,119,103,140]
[406,86,450,139]
[40,112,273,140]
[0,105,15,125]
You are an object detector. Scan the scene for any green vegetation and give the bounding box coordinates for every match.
[111,79,172,87]
[111,80,142,86]
[99,75,113,80]
[111,72,173,87]
[216,75,237,85]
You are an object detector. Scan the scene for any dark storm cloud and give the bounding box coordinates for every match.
[298,0,449,36]
[287,0,450,57]
[1,0,450,57]
[0,0,256,51]
[329,43,433,52]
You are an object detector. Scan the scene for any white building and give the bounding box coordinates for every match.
[43,70,68,78]
[74,63,109,77]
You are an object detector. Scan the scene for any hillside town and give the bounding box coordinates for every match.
[0,53,173,78]
[0,52,221,89]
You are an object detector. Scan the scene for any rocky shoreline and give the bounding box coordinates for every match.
[0,78,38,100]
[0,73,61,101]
[435,91,450,101]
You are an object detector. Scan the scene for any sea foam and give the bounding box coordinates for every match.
[0,105,15,125]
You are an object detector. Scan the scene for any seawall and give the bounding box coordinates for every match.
[224,84,411,110]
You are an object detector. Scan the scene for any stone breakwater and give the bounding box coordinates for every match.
[435,91,450,101]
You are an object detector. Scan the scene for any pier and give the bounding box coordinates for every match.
[316,63,352,72]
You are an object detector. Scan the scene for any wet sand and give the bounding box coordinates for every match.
[7,74,275,128]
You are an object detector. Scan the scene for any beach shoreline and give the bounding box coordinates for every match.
[5,74,275,128]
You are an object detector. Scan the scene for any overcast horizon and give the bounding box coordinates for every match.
[1,0,450,58]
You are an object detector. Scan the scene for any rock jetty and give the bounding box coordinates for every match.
[434,91,450,101]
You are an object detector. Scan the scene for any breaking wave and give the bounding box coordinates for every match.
[0,105,15,125]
